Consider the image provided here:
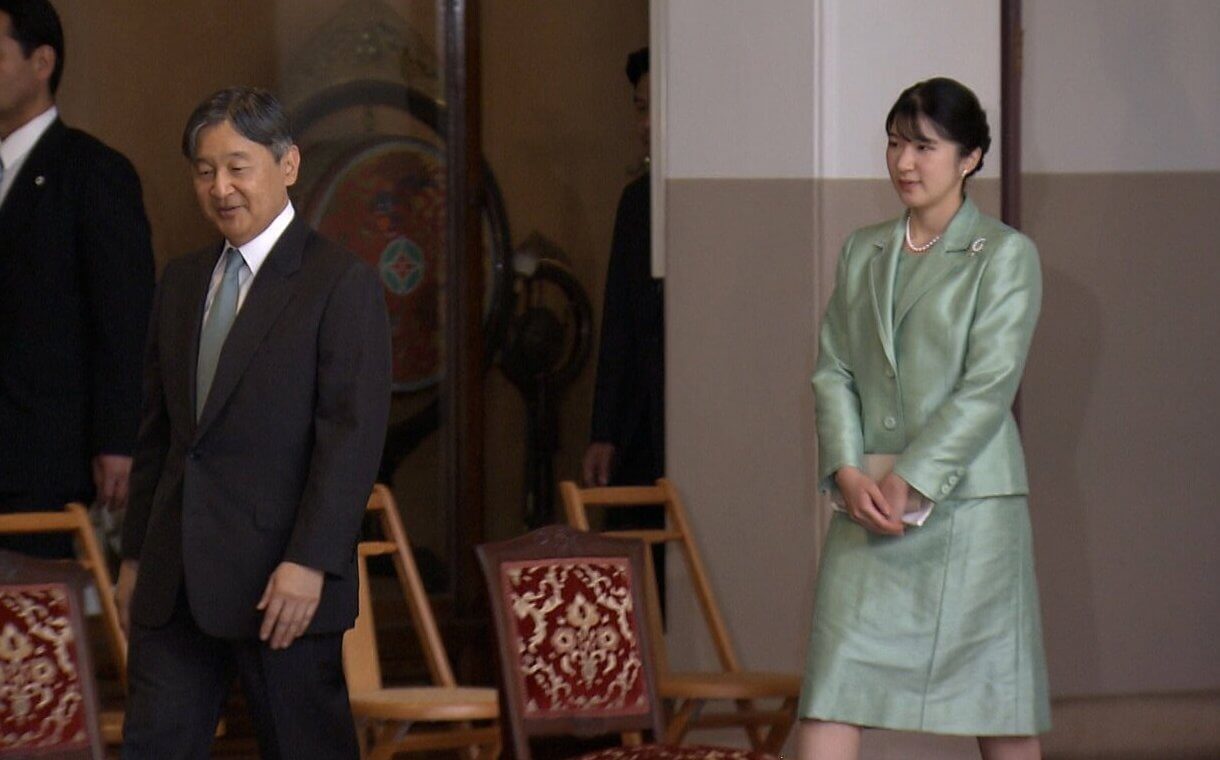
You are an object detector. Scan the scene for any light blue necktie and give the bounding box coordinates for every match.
[196,247,244,420]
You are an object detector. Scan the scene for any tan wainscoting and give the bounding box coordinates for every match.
[1043,691,1220,760]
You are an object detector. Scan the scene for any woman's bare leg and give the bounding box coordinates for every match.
[796,719,861,760]
[978,736,1041,760]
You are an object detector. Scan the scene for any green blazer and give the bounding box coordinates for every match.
[813,197,1041,502]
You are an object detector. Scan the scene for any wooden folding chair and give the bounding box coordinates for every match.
[344,484,500,760]
[476,524,775,760]
[560,479,799,753]
[0,503,129,745]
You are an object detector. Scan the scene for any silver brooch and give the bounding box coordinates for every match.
[969,238,986,255]
[34,175,46,187]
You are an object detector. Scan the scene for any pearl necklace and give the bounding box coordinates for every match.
[904,212,941,253]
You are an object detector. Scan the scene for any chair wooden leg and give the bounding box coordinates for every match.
[762,697,798,754]
[369,723,406,760]
[473,737,500,760]
[355,718,370,759]
[465,735,494,760]
[368,735,396,760]
[460,722,491,760]
[736,699,765,749]
[665,698,700,744]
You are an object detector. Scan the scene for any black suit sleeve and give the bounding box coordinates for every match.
[591,185,642,444]
[284,261,391,576]
[121,278,170,561]
[77,147,156,456]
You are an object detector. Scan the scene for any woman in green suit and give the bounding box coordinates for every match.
[797,78,1050,760]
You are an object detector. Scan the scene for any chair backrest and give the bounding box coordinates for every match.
[477,524,666,760]
[0,550,105,759]
[343,485,458,692]
[559,478,742,676]
[0,504,127,689]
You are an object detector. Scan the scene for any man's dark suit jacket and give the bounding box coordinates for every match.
[121,215,391,639]
[0,120,154,501]
[591,173,664,483]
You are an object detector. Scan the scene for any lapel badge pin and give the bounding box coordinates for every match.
[969,238,986,255]
[34,175,46,187]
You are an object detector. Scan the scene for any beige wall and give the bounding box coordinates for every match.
[52,0,440,265]
[665,0,814,178]
[53,1,280,267]
[1023,0,1220,174]
[811,0,1001,180]
[664,178,817,674]
[1020,1,1220,698]
[1022,176,1220,696]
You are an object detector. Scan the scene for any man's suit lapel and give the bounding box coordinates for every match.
[195,217,309,435]
[868,220,903,371]
[892,197,980,329]
[0,121,65,281]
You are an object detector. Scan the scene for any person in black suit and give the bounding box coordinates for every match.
[582,48,667,611]
[116,87,391,759]
[583,46,663,490]
[0,0,154,557]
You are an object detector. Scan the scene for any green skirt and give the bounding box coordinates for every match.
[798,496,1051,735]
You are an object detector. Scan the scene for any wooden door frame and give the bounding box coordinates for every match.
[442,0,489,681]
[1002,0,1025,423]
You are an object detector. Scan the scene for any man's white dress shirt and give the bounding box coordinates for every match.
[202,201,296,321]
[0,105,58,207]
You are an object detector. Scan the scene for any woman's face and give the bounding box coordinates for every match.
[886,114,980,216]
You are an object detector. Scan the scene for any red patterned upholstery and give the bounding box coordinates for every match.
[577,745,774,760]
[480,526,780,760]
[0,582,91,754]
[500,557,649,719]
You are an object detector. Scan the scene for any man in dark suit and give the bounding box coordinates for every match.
[583,46,663,490]
[0,0,154,556]
[116,87,391,759]
[582,48,667,612]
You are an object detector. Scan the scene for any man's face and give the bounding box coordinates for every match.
[191,119,299,247]
[0,12,52,137]
[633,72,650,154]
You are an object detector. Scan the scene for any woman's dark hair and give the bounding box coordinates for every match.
[886,77,991,178]
[182,87,294,161]
[625,47,649,87]
[0,0,65,95]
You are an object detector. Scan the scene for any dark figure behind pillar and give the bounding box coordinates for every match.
[582,47,666,613]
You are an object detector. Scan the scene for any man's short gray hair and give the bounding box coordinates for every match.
[181,87,294,161]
